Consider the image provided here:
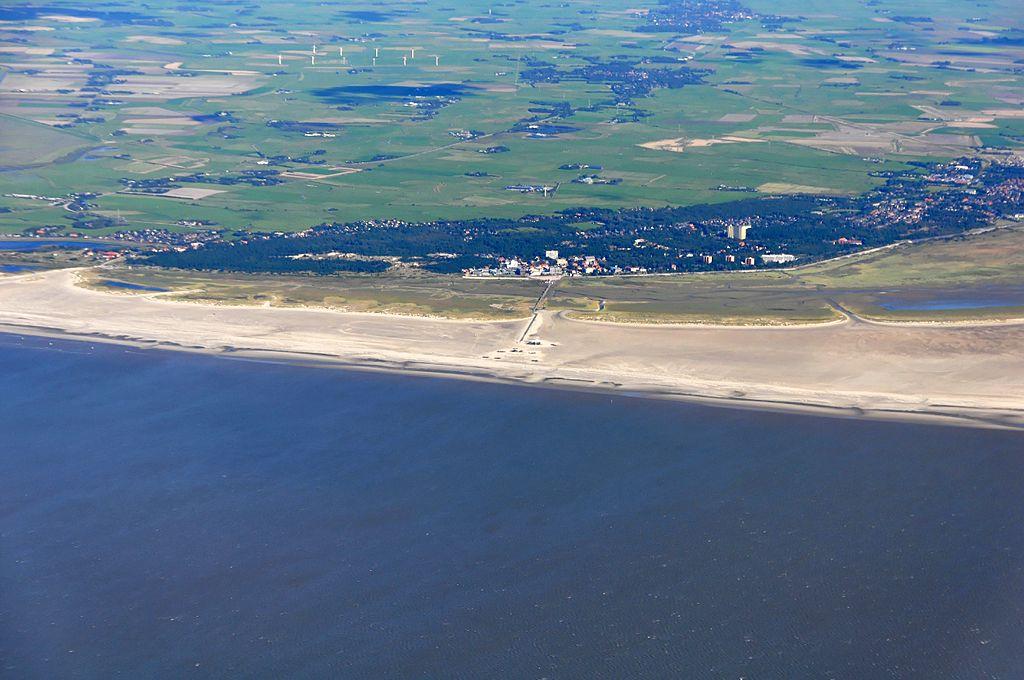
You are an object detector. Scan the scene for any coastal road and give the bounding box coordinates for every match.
[826,298,866,325]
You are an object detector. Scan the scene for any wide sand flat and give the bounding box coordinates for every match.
[2,269,1022,428]
[538,313,1024,424]
[0,269,513,364]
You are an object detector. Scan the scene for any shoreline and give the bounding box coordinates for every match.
[2,320,1022,432]
[1,269,1023,431]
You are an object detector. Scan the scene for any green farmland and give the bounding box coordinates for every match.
[1,0,1022,236]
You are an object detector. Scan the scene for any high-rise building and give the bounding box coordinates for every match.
[727,224,750,240]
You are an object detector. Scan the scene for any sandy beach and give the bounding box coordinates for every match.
[2,268,1023,429]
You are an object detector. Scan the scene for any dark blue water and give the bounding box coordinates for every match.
[312,83,479,106]
[1,334,1023,678]
[881,298,1024,311]
[800,57,863,70]
[0,264,37,273]
[100,280,169,292]
[0,240,97,252]
[341,10,405,22]
[876,288,1024,312]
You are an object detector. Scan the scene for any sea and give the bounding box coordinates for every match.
[1,333,1022,678]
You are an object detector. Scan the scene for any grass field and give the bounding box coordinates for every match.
[548,273,842,325]
[551,224,1024,323]
[0,114,97,169]
[2,0,1022,236]
[796,223,1024,289]
[78,267,545,320]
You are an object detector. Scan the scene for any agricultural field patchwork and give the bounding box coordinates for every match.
[2,0,1023,238]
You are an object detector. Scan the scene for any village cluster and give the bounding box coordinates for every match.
[464,241,797,279]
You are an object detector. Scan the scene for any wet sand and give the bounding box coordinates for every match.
[2,268,1022,429]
